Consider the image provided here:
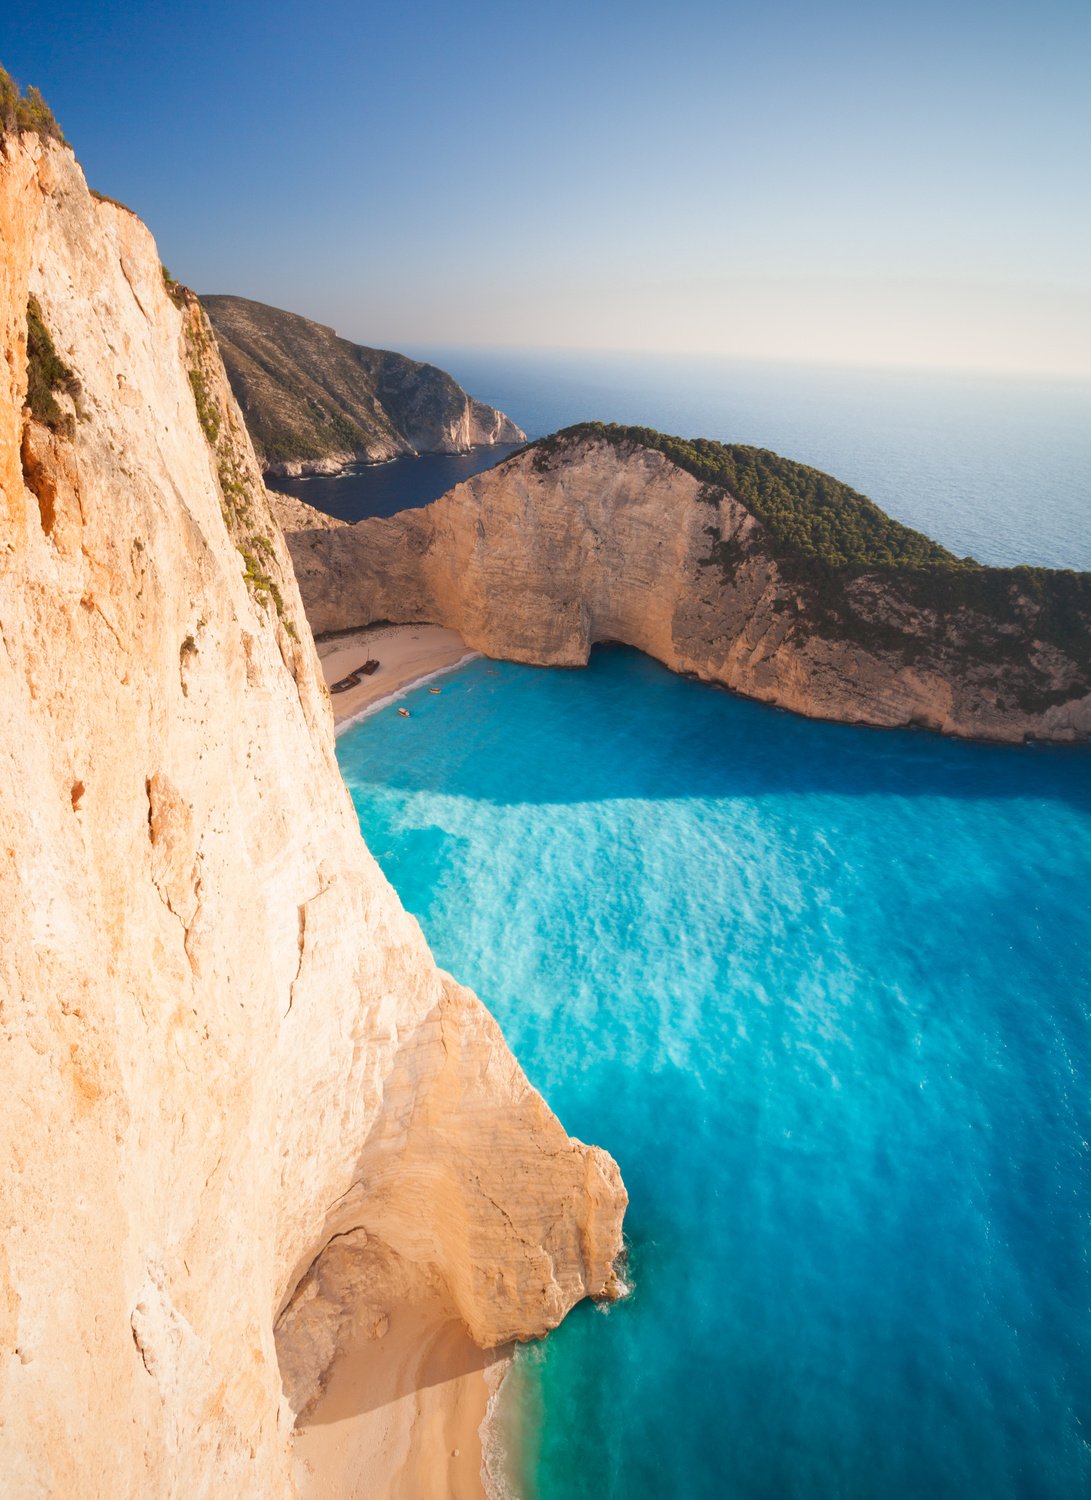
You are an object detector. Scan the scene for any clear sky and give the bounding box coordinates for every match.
[4,0,1089,374]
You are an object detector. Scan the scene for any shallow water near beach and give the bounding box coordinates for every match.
[337,647,1091,1499]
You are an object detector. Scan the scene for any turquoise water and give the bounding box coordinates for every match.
[338,648,1091,1499]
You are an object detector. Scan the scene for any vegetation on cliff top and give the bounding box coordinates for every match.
[2,67,140,216]
[527,422,962,571]
[522,423,1091,695]
[88,187,140,216]
[182,299,298,640]
[0,66,67,146]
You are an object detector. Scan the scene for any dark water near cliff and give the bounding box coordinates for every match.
[339,647,1091,1499]
[335,348,1091,572]
[270,443,523,520]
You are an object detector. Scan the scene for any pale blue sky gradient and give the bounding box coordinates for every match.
[4,0,1089,373]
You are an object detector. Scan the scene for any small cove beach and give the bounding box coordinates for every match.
[290,1288,504,1500]
[317,624,477,730]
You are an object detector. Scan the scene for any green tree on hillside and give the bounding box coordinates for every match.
[0,65,66,145]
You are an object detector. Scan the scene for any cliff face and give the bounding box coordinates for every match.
[0,132,624,1498]
[202,294,524,475]
[285,431,1091,743]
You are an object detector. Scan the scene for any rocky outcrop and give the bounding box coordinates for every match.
[266,485,347,534]
[284,428,1091,743]
[202,294,524,475]
[0,129,624,1498]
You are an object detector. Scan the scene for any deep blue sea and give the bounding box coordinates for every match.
[338,649,1091,1500]
[283,349,1091,571]
[271,443,523,521]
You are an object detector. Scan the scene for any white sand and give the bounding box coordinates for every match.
[317,624,477,730]
[290,1294,506,1500]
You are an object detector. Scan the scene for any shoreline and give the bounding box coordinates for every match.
[289,1291,510,1500]
[334,651,483,737]
[315,624,480,733]
[480,1356,520,1500]
[265,438,525,483]
[312,623,517,1500]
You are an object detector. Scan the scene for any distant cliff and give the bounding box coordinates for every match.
[283,424,1091,743]
[202,294,524,475]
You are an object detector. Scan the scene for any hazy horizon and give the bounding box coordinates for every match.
[3,0,1088,378]
[390,337,1091,387]
[195,289,1091,387]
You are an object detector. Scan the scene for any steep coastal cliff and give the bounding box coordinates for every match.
[0,120,623,1500]
[283,425,1091,743]
[203,294,524,475]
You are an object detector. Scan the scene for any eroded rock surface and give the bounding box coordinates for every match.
[285,433,1091,743]
[0,132,624,1498]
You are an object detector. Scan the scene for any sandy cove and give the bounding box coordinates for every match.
[317,623,478,731]
[305,620,500,1500]
[291,1290,510,1500]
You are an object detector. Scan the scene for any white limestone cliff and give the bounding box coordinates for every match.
[283,439,1091,744]
[0,130,625,1498]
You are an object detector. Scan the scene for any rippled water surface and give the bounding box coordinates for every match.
[338,648,1091,1499]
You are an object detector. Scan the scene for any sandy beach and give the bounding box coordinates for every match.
[302,625,503,1499]
[316,624,478,731]
[290,1290,506,1500]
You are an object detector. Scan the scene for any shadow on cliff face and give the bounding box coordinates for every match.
[339,646,1091,813]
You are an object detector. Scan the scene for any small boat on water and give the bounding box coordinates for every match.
[429,687,442,694]
[397,707,410,717]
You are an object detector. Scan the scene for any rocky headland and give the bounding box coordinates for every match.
[0,101,624,1500]
[282,424,1091,743]
[202,293,525,475]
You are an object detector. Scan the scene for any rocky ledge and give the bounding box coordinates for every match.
[282,423,1091,743]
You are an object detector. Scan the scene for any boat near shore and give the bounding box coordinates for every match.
[330,658,380,693]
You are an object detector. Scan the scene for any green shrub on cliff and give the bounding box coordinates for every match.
[188,368,222,446]
[522,422,1091,676]
[161,264,187,306]
[25,297,78,432]
[0,66,67,146]
[89,187,138,216]
[529,422,959,571]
